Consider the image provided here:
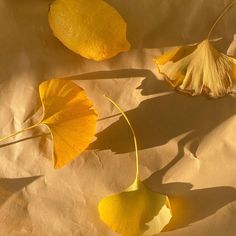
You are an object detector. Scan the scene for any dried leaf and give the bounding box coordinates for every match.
[98,96,171,236]
[156,0,236,98]
[156,40,236,98]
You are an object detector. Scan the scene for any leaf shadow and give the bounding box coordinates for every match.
[0,176,41,208]
[144,131,197,195]
[90,73,236,156]
[146,179,236,233]
[143,135,236,231]
[61,68,167,91]
[162,185,236,231]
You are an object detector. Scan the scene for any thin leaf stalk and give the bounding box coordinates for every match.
[208,0,236,39]
[105,95,140,185]
[0,123,40,143]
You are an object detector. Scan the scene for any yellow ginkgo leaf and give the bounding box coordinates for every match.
[155,0,236,98]
[98,96,172,236]
[39,79,97,168]
[99,181,171,236]
[0,79,97,169]
[156,40,236,97]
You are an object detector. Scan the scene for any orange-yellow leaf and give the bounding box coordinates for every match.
[39,79,97,168]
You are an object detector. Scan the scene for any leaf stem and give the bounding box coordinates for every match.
[105,95,140,185]
[0,123,40,143]
[208,0,236,39]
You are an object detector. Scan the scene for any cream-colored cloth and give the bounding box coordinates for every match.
[0,0,236,235]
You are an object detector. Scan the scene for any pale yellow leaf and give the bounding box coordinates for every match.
[156,40,236,98]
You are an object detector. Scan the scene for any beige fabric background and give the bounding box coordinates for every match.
[0,0,236,235]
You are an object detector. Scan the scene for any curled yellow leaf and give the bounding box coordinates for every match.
[156,0,236,98]
[98,96,171,236]
[156,40,236,98]
[0,79,97,169]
